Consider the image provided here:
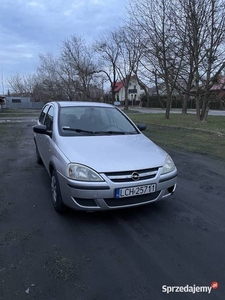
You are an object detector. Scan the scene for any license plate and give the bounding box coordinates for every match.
[115,184,156,199]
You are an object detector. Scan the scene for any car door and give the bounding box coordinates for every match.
[35,104,49,160]
[40,105,54,170]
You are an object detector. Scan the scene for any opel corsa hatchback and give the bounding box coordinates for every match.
[33,102,177,213]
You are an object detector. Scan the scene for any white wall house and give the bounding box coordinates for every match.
[114,75,146,105]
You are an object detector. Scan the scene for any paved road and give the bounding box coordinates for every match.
[128,107,225,116]
[0,120,225,300]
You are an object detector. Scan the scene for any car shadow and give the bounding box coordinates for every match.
[61,200,171,224]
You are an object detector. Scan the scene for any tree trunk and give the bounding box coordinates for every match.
[124,88,129,110]
[200,96,210,121]
[182,94,188,114]
[165,95,171,119]
[201,107,209,122]
[195,97,201,121]
[165,81,172,119]
[155,73,165,109]
[157,94,165,109]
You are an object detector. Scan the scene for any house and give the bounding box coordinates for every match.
[187,75,225,99]
[149,82,167,96]
[112,75,147,105]
[209,75,225,98]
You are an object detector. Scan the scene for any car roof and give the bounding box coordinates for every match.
[51,101,115,108]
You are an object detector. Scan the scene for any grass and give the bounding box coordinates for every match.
[128,113,225,134]
[128,113,225,161]
[0,109,224,161]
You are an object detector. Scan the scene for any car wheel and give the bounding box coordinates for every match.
[35,143,43,165]
[51,170,67,213]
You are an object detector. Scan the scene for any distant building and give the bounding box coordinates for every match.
[149,82,167,96]
[5,97,44,109]
[112,75,148,105]
[209,75,225,98]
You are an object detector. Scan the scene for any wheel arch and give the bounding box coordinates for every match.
[49,162,55,176]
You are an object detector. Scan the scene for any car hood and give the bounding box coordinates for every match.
[56,134,167,172]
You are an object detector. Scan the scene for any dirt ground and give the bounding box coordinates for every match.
[0,119,225,300]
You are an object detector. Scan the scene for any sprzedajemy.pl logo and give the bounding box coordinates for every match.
[162,282,219,294]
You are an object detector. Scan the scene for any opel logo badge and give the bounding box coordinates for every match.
[131,172,140,181]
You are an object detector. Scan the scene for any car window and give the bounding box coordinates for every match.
[108,108,136,132]
[58,106,138,136]
[39,105,49,124]
[44,106,54,131]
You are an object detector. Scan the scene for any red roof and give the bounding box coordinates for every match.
[114,81,123,92]
[112,75,137,93]
[210,76,225,91]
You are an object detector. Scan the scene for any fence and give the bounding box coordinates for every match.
[141,95,224,110]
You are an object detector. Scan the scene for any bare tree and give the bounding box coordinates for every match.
[172,0,225,121]
[60,35,97,101]
[37,36,104,102]
[7,74,37,96]
[113,25,144,110]
[128,0,225,120]
[6,73,49,102]
[37,53,66,101]
[164,1,194,114]
[193,0,225,121]
[128,0,182,118]
[94,31,121,103]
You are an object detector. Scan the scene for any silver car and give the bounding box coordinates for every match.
[33,101,177,213]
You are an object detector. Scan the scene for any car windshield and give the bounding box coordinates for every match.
[58,106,138,136]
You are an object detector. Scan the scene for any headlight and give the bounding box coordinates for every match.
[67,163,104,182]
[162,156,175,174]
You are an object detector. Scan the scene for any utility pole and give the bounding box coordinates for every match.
[0,65,4,95]
[1,74,4,95]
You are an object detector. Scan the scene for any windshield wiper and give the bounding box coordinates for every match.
[62,127,137,135]
[94,130,136,135]
[95,131,125,135]
[62,127,94,134]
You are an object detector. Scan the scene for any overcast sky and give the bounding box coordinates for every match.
[0,0,127,93]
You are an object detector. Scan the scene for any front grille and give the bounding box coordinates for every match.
[105,168,158,183]
[104,191,160,207]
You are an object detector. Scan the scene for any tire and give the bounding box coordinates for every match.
[35,143,43,165]
[51,170,67,213]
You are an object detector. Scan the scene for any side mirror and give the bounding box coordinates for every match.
[137,124,147,131]
[33,124,52,136]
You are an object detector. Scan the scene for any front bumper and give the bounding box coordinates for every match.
[57,168,178,211]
